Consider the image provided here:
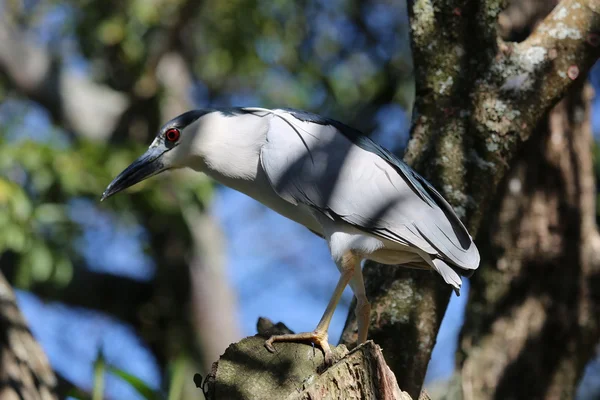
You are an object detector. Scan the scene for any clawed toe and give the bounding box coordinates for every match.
[264,338,277,353]
[263,331,332,364]
[323,349,334,366]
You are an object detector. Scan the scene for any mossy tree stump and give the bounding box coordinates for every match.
[200,318,430,400]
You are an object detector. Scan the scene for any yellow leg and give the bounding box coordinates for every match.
[265,252,359,365]
[350,266,371,344]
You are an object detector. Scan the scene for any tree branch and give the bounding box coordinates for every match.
[517,0,600,113]
[0,250,153,332]
[29,268,153,329]
[467,0,600,231]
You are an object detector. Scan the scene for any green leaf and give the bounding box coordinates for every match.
[34,203,67,224]
[2,222,26,252]
[167,355,186,400]
[93,350,105,400]
[66,387,90,400]
[10,188,32,221]
[108,366,159,400]
[97,16,126,45]
[53,256,74,287]
[29,243,54,283]
[31,169,55,193]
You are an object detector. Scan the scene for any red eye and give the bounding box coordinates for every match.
[165,128,180,142]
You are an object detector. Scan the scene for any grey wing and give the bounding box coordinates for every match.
[259,109,480,272]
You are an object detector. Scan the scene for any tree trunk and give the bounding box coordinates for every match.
[341,0,600,397]
[455,0,600,397]
[0,273,57,399]
[457,79,600,399]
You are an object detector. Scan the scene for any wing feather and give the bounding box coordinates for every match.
[258,108,480,271]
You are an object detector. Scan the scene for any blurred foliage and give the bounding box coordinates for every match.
[1,0,414,295]
[0,0,415,396]
[108,364,160,400]
[66,350,186,400]
[0,130,212,291]
[92,350,106,400]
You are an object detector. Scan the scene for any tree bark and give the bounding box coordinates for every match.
[458,78,600,400]
[0,273,57,399]
[204,319,420,400]
[453,0,600,395]
[341,0,600,397]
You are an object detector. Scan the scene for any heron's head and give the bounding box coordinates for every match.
[101,110,208,200]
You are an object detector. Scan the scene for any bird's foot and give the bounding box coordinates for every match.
[264,330,333,365]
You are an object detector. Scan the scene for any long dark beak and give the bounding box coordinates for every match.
[101,146,167,201]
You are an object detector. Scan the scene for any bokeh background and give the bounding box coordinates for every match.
[0,0,599,399]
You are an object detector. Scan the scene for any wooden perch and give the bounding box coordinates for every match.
[201,318,431,400]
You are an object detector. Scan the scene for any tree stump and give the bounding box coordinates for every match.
[201,318,420,400]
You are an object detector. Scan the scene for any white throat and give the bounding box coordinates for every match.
[184,111,269,183]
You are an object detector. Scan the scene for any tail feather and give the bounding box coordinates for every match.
[431,258,462,296]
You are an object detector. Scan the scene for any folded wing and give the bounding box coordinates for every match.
[258,108,480,272]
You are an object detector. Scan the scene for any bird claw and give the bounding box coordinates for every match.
[264,338,277,354]
[323,350,334,367]
[263,331,333,365]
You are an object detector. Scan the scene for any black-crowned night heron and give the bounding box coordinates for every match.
[102,108,480,363]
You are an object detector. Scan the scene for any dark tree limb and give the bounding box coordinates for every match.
[0,251,154,340]
[341,0,600,397]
